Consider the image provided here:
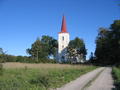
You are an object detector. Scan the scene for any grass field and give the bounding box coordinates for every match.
[0,63,97,90]
[112,67,120,89]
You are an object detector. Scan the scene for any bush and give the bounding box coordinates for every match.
[112,67,120,89]
[0,54,57,63]
[0,55,6,63]
[0,63,3,75]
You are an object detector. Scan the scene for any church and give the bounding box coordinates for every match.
[58,16,69,62]
[57,16,69,62]
[57,16,85,63]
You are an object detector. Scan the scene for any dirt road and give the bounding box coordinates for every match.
[56,67,115,90]
[86,67,115,90]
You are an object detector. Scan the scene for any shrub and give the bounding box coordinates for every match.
[0,63,3,75]
[112,67,120,89]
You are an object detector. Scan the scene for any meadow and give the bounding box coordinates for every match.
[0,63,97,90]
[112,67,120,89]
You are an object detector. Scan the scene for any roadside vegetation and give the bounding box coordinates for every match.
[0,63,96,90]
[89,20,120,66]
[112,67,120,90]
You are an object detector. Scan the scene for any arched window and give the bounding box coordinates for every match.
[62,36,64,41]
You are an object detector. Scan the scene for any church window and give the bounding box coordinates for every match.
[62,36,64,41]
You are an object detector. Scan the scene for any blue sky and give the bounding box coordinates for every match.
[0,0,120,59]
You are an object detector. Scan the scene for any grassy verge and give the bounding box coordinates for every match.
[112,67,120,90]
[0,64,97,90]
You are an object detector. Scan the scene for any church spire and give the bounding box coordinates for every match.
[60,15,67,33]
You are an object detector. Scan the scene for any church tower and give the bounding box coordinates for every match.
[58,16,70,62]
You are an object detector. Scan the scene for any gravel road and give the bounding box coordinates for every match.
[86,67,115,90]
[56,67,115,90]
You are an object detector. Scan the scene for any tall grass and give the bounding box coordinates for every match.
[0,63,97,90]
[112,67,120,89]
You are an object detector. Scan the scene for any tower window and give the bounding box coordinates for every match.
[62,37,64,41]
[62,45,64,48]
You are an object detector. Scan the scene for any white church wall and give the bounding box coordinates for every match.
[58,33,70,62]
[58,33,69,53]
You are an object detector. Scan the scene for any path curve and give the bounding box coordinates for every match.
[86,67,115,90]
[56,67,105,90]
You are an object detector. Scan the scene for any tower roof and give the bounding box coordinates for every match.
[59,16,68,33]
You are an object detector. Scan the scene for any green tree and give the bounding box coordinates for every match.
[69,37,87,58]
[0,48,6,63]
[67,37,87,63]
[95,28,110,65]
[89,52,94,61]
[95,20,120,65]
[41,35,58,59]
[110,20,120,65]
[26,38,48,62]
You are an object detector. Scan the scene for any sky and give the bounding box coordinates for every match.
[0,0,120,59]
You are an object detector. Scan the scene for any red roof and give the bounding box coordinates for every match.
[59,16,68,33]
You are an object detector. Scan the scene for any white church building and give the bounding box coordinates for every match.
[58,16,70,62]
[57,16,85,63]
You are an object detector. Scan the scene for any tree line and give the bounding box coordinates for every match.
[90,20,120,66]
[0,36,87,64]
[1,20,120,65]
